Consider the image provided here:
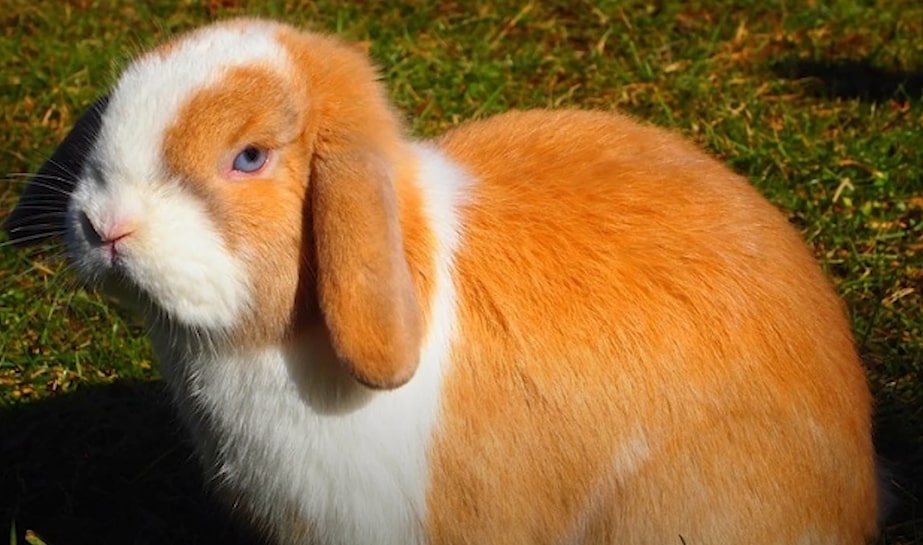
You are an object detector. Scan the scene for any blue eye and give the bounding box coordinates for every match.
[232,146,268,173]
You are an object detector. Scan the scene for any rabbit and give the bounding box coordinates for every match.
[7,17,879,545]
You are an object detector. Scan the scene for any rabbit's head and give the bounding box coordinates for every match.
[59,19,422,388]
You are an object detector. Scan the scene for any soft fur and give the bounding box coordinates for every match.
[12,18,878,545]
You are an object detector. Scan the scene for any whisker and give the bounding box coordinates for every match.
[6,172,77,184]
[0,192,69,199]
[2,209,68,218]
[14,195,67,203]
[47,153,96,178]
[44,156,79,175]
[6,220,68,230]
[6,172,54,178]
[3,232,68,243]
[2,177,75,196]
[2,205,67,212]
[0,231,67,247]
[5,210,68,218]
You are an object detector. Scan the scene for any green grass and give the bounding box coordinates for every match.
[1,0,921,543]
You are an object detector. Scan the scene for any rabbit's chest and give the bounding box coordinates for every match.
[159,343,449,545]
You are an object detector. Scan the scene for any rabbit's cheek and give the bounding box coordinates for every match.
[67,176,251,331]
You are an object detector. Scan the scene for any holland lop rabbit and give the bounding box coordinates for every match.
[6,18,879,545]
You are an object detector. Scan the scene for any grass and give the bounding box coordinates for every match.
[1,0,921,543]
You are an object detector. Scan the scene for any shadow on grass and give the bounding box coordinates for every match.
[874,380,923,543]
[771,58,923,102]
[0,380,266,545]
[2,374,919,544]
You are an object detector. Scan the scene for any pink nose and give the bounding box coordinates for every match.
[100,223,134,262]
[89,217,134,243]
[82,213,135,254]
[101,227,134,244]
[79,211,136,248]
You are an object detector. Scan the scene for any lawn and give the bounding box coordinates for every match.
[1,1,921,544]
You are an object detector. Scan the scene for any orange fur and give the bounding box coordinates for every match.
[275,27,426,388]
[425,110,877,544]
[310,150,423,388]
[163,65,310,343]
[163,27,434,386]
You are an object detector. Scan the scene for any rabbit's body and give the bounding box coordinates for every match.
[10,19,877,545]
[429,110,876,544]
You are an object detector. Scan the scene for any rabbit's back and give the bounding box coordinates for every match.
[424,109,876,544]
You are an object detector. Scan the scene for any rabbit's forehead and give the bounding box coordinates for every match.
[94,21,292,178]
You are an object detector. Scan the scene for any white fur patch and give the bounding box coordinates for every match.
[153,144,470,545]
[67,175,248,329]
[98,22,290,181]
[67,23,294,329]
[559,429,652,545]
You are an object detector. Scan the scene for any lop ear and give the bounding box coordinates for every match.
[311,143,423,390]
[4,95,109,245]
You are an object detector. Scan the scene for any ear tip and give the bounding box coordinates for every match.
[344,302,424,390]
[352,364,417,390]
[346,323,423,390]
[346,351,420,391]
